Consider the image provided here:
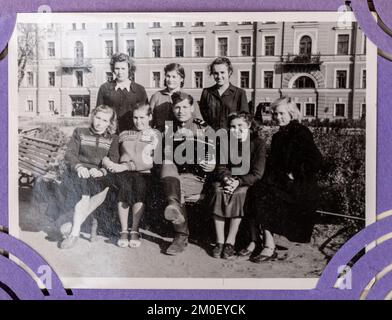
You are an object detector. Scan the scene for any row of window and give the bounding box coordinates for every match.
[46,33,358,60]
[25,98,366,119]
[261,102,366,118]
[70,22,253,30]
[24,68,366,90]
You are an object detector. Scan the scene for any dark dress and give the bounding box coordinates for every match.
[199,83,249,130]
[253,121,322,243]
[96,80,148,133]
[210,134,266,218]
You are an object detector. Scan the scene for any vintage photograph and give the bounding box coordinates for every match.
[8,12,376,289]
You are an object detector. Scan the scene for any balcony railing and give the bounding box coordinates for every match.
[61,58,93,72]
[281,53,322,71]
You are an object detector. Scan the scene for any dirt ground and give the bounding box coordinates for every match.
[16,187,344,281]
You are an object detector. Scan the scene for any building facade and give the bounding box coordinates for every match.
[18,21,367,120]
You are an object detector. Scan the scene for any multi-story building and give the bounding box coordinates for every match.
[18,20,367,120]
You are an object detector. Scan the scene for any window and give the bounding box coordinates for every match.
[294,76,316,88]
[241,37,251,56]
[27,72,34,87]
[299,35,312,55]
[27,100,33,112]
[305,103,315,116]
[193,22,204,27]
[361,103,366,119]
[336,70,347,88]
[81,23,86,30]
[296,103,301,112]
[152,72,161,88]
[363,35,367,54]
[239,22,252,25]
[218,37,228,56]
[240,71,250,89]
[175,39,184,57]
[264,36,275,56]
[75,41,84,60]
[337,34,349,55]
[105,40,114,57]
[194,38,204,57]
[106,72,113,82]
[106,23,113,30]
[126,40,135,57]
[76,71,83,87]
[362,69,366,89]
[175,22,184,27]
[72,23,76,30]
[216,22,229,26]
[48,100,55,112]
[152,22,161,28]
[152,39,161,58]
[126,22,134,29]
[194,71,203,88]
[263,71,273,88]
[48,72,55,87]
[335,103,345,117]
[48,42,55,57]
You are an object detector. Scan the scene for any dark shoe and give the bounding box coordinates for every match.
[212,243,224,258]
[164,201,185,224]
[249,247,278,263]
[166,234,188,255]
[60,235,79,249]
[222,243,236,260]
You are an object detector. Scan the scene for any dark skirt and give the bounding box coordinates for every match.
[56,169,117,212]
[252,183,318,243]
[114,171,152,205]
[209,182,249,218]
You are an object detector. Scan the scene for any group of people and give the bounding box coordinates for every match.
[57,52,323,263]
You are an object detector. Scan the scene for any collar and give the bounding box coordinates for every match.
[175,118,193,130]
[114,79,133,92]
[210,83,236,98]
[89,126,110,138]
[161,87,182,96]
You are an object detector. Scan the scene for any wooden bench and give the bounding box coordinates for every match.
[19,135,61,187]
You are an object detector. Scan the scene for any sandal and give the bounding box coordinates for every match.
[238,241,257,258]
[129,231,141,248]
[117,231,129,248]
[250,247,278,263]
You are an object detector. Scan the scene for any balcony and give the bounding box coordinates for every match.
[61,58,93,73]
[281,53,322,72]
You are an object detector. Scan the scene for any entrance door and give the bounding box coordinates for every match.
[71,95,90,116]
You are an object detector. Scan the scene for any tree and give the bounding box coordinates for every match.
[17,23,38,87]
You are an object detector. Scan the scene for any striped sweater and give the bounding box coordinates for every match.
[119,128,161,172]
[64,127,120,174]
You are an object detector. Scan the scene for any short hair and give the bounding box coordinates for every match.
[270,96,302,122]
[109,52,136,80]
[171,91,194,107]
[133,102,152,117]
[90,105,117,134]
[229,111,260,134]
[209,57,233,76]
[164,63,185,88]
[228,111,253,127]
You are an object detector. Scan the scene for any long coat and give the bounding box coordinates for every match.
[252,120,323,243]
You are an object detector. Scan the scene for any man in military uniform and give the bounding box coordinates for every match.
[159,91,216,255]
